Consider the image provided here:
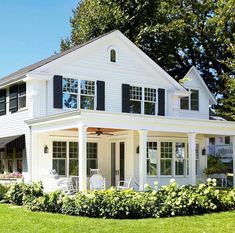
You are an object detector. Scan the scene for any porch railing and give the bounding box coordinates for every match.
[207,144,233,159]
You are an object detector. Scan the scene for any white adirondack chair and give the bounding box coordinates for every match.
[117,177,133,190]
[50,170,76,194]
[90,174,106,190]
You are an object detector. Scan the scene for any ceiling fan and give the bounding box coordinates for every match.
[88,128,114,136]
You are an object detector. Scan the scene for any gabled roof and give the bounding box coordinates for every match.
[0,30,187,93]
[0,30,116,87]
[183,66,217,105]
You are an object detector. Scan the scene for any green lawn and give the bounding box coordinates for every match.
[0,204,234,233]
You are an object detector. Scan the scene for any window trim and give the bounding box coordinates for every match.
[51,138,99,177]
[107,46,119,64]
[129,85,157,115]
[62,78,97,110]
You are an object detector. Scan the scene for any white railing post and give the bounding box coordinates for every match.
[232,136,235,188]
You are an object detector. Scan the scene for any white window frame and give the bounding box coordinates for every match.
[62,78,96,110]
[180,88,199,111]
[129,85,157,115]
[18,83,27,110]
[107,46,119,64]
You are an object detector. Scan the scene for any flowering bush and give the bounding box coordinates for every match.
[2,180,235,219]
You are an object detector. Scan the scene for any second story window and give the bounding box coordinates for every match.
[110,49,116,63]
[62,78,95,110]
[180,89,199,111]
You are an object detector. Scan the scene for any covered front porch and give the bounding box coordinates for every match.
[25,110,235,192]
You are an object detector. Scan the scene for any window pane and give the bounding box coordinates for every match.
[69,159,78,176]
[144,88,156,102]
[110,49,116,62]
[53,159,66,176]
[80,96,94,110]
[147,142,157,176]
[53,141,66,158]
[19,96,26,109]
[87,143,97,158]
[80,80,95,95]
[175,160,184,175]
[19,83,26,96]
[130,100,141,114]
[191,90,199,110]
[69,142,78,158]
[130,86,142,100]
[175,143,185,159]
[144,102,155,115]
[17,159,23,173]
[180,97,189,110]
[160,142,173,158]
[63,78,78,93]
[160,160,172,175]
[8,160,13,173]
[63,93,77,109]
[87,160,97,175]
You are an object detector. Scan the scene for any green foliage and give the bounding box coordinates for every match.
[61,0,235,119]
[3,180,235,219]
[204,155,229,175]
[4,182,43,205]
[0,184,8,201]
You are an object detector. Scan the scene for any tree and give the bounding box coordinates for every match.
[61,0,235,120]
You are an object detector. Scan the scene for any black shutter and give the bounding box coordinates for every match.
[96,81,105,111]
[0,89,6,116]
[122,84,130,113]
[158,88,165,116]
[9,85,18,113]
[53,75,63,108]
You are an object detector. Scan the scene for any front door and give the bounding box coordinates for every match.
[111,141,125,186]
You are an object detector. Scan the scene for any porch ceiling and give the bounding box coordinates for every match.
[64,128,125,133]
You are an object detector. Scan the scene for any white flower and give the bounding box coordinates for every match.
[207,178,212,182]
[154,181,159,187]
[144,183,150,190]
[170,178,176,183]
[212,179,217,183]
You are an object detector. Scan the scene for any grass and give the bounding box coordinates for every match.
[0,204,234,233]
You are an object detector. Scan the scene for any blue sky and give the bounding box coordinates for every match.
[0,0,78,78]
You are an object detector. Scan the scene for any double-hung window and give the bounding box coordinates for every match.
[62,78,95,110]
[129,86,157,115]
[69,142,79,176]
[147,142,158,176]
[180,89,199,111]
[130,86,142,114]
[87,143,98,175]
[175,142,186,176]
[160,142,173,175]
[80,80,95,110]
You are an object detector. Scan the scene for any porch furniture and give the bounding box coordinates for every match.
[50,170,77,194]
[117,177,133,190]
[90,168,102,176]
[208,173,227,187]
[90,174,106,190]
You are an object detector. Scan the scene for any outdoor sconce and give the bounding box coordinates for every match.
[44,145,49,154]
[136,146,139,154]
[202,147,206,155]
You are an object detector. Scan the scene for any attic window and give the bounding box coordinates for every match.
[180,89,199,111]
[110,49,116,63]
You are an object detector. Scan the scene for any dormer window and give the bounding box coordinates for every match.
[180,89,199,111]
[110,49,116,63]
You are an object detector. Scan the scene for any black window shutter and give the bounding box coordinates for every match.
[122,84,130,113]
[9,85,18,113]
[53,75,63,108]
[158,88,165,116]
[96,81,105,111]
[0,89,6,116]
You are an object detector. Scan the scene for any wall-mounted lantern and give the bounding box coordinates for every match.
[44,145,49,154]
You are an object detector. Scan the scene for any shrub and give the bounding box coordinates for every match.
[0,184,8,201]
[5,182,43,205]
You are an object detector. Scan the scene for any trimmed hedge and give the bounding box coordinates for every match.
[3,179,235,219]
[0,184,8,201]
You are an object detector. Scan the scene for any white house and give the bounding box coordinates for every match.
[0,30,234,192]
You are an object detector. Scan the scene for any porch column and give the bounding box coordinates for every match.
[232,136,235,188]
[78,126,87,192]
[188,132,197,185]
[138,130,147,191]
